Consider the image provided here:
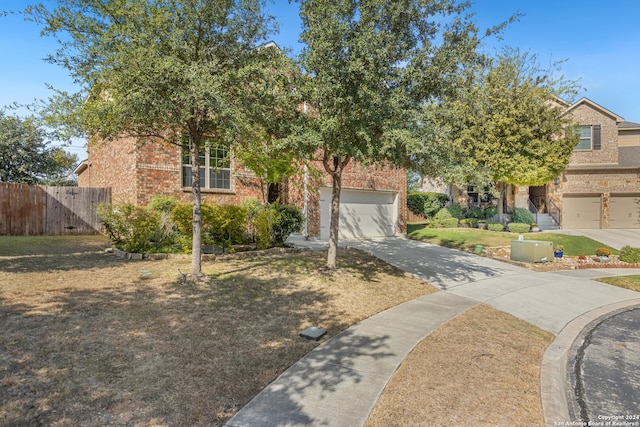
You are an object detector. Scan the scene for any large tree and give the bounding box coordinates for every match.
[24,0,287,277]
[0,111,78,185]
[297,0,503,268]
[416,48,580,217]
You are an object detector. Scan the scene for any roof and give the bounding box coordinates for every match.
[618,121,640,130]
[564,97,625,123]
[73,159,89,175]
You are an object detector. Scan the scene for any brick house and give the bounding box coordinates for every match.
[546,98,640,229]
[74,137,407,239]
[420,97,640,229]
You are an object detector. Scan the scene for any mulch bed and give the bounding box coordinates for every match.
[481,245,640,272]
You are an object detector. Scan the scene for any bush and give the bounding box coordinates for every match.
[483,206,498,219]
[459,218,478,228]
[445,203,462,219]
[97,203,163,253]
[255,204,279,250]
[465,207,484,219]
[595,247,612,257]
[208,204,248,250]
[429,207,450,228]
[513,207,534,225]
[507,222,531,233]
[147,196,178,213]
[272,204,304,245]
[487,222,504,232]
[620,246,640,263]
[407,192,448,218]
[439,218,459,228]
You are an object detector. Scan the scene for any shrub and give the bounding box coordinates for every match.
[507,222,531,233]
[487,222,504,232]
[171,202,219,251]
[406,192,448,218]
[465,207,484,219]
[147,196,178,213]
[429,207,451,228]
[255,204,279,250]
[439,218,459,228]
[445,203,462,219]
[208,204,248,250]
[595,247,612,257]
[459,218,478,228]
[512,207,534,225]
[97,203,162,253]
[483,206,498,220]
[272,204,304,245]
[620,246,640,263]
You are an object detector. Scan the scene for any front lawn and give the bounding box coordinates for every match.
[0,236,435,426]
[407,224,619,257]
[597,275,640,292]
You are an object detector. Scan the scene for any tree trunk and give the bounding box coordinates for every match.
[323,154,350,270]
[190,139,203,278]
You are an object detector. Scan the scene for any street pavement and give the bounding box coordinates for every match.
[226,235,640,427]
[567,307,640,424]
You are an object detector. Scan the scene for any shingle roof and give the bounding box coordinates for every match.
[618,121,640,129]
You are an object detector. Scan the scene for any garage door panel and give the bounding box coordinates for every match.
[339,203,394,239]
[320,189,397,239]
[610,196,640,229]
[562,196,601,229]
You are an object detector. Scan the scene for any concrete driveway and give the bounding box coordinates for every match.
[550,229,640,250]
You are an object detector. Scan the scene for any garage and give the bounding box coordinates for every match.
[319,188,398,240]
[609,195,640,228]
[562,195,601,229]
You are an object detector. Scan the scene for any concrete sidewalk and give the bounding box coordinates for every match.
[226,237,640,427]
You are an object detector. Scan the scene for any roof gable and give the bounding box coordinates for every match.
[565,97,625,123]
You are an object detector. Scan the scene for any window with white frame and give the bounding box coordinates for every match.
[182,142,231,190]
[575,125,592,150]
[574,125,601,151]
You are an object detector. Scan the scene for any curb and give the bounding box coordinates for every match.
[540,298,640,427]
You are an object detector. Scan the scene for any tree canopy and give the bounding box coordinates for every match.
[25,0,293,277]
[415,48,580,190]
[0,111,78,185]
[297,0,506,268]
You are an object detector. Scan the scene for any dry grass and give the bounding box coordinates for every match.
[0,236,435,426]
[366,305,554,427]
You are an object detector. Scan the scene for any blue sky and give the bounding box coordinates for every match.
[1,0,639,160]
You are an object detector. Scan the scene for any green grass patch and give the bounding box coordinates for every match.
[597,275,640,292]
[407,225,618,257]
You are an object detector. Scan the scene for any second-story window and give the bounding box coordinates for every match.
[575,125,592,150]
[574,125,601,151]
[182,141,231,190]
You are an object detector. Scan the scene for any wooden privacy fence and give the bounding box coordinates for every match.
[0,183,111,236]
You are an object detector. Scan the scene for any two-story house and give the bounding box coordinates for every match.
[420,97,640,229]
[74,137,407,240]
[546,98,640,229]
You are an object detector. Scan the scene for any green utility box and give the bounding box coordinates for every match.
[510,240,553,263]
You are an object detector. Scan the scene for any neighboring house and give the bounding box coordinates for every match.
[549,98,640,229]
[74,137,407,239]
[418,97,640,229]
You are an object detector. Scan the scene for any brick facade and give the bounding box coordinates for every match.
[79,139,407,237]
[547,99,640,228]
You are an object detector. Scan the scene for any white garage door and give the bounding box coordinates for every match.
[320,188,397,240]
[562,195,601,229]
[610,195,640,228]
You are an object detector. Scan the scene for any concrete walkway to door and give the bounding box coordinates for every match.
[226,237,640,427]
